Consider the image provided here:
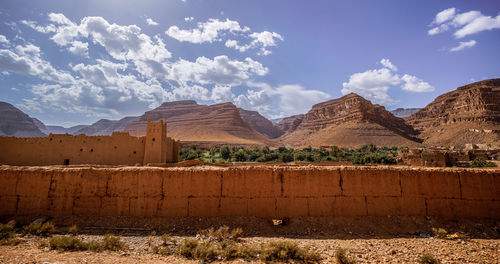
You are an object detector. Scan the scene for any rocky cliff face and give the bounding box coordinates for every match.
[279,93,420,147]
[238,108,283,138]
[406,79,500,146]
[0,102,46,137]
[74,117,139,136]
[390,108,421,118]
[125,100,274,146]
[276,114,304,134]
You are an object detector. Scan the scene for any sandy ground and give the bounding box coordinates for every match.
[0,234,499,263]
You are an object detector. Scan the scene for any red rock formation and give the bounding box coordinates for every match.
[279,93,420,147]
[238,108,283,138]
[406,79,500,146]
[125,100,274,146]
[277,114,304,134]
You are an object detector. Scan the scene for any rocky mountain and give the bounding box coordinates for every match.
[406,79,500,146]
[390,108,421,118]
[276,114,304,134]
[0,102,46,137]
[278,93,421,147]
[237,108,283,138]
[125,100,275,146]
[32,118,89,135]
[74,116,139,136]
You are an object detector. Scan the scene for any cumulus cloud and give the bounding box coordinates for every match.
[0,43,74,84]
[68,41,88,57]
[450,40,476,52]
[165,18,249,43]
[341,59,434,105]
[428,8,500,50]
[146,17,159,26]
[0,35,9,44]
[184,17,194,22]
[226,30,283,55]
[16,13,280,118]
[380,58,397,71]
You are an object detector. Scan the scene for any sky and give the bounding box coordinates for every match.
[0,0,499,126]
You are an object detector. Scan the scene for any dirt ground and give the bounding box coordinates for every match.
[0,216,499,263]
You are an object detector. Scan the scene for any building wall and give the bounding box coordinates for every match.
[0,121,179,166]
[0,166,498,219]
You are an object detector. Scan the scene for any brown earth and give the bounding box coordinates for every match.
[125,100,275,146]
[0,216,499,263]
[276,114,304,134]
[278,93,420,147]
[406,78,500,147]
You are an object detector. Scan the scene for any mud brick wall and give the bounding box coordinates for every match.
[0,166,498,219]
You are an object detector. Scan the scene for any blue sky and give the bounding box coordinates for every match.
[0,0,499,126]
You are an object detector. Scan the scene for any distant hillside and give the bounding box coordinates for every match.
[74,117,139,136]
[406,79,500,146]
[278,93,420,148]
[32,118,89,135]
[0,102,46,137]
[238,108,283,138]
[125,100,275,146]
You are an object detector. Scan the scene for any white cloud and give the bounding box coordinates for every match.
[167,55,267,87]
[146,18,159,26]
[184,17,194,22]
[0,35,9,44]
[234,82,329,117]
[428,8,500,39]
[225,30,283,56]
[165,18,249,43]
[450,40,477,52]
[432,8,456,25]
[400,74,434,92]
[0,43,74,84]
[68,41,88,57]
[341,59,434,105]
[380,58,397,71]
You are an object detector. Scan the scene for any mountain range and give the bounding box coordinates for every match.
[1,79,498,148]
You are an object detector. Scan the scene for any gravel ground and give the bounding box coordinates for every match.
[1,234,499,263]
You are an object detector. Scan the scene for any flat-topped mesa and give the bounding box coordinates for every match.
[238,108,284,138]
[125,101,274,146]
[299,93,418,137]
[277,114,305,134]
[404,79,500,147]
[406,78,500,131]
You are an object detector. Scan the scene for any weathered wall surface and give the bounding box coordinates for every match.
[0,166,498,219]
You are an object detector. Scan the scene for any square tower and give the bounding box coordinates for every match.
[143,120,167,164]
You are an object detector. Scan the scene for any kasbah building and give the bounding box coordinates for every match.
[0,120,179,166]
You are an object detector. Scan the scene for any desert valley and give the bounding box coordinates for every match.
[1,1,499,263]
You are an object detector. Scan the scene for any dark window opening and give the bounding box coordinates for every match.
[152,138,156,142]
[49,138,53,141]
[133,151,137,154]
[80,148,83,152]
[90,148,94,152]
[114,146,117,149]
[63,159,70,165]
[59,140,62,143]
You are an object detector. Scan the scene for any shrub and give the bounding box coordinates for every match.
[23,222,55,237]
[68,224,78,235]
[49,236,89,251]
[336,248,355,264]
[260,240,321,262]
[49,235,126,252]
[432,228,448,239]
[102,234,127,251]
[0,224,15,240]
[222,242,259,260]
[471,157,497,168]
[417,252,441,264]
[198,226,243,242]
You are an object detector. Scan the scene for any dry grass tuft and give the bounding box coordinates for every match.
[335,247,355,264]
[417,252,441,264]
[22,222,55,237]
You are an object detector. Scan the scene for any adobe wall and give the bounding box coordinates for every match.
[0,166,498,219]
[0,133,145,166]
